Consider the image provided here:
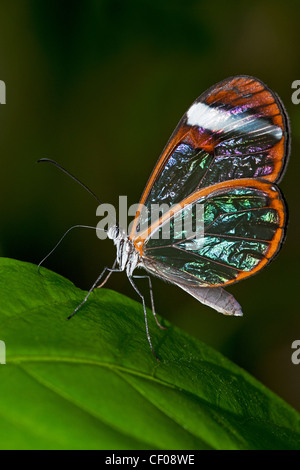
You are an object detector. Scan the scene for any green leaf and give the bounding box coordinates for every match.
[0,257,299,450]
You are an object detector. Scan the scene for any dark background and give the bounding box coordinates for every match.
[0,0,299,410]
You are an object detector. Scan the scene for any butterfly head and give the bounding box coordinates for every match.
[107,224,124,242]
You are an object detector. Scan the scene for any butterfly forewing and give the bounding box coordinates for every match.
[130,75,289,239]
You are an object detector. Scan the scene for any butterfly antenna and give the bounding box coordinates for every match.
[37,158,104,205]
[37,224,106,275]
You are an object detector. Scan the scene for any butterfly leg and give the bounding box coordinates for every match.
[128,276,160,361]
[67,265,122,320]
[96,259,118,289]
[133,275,167,330]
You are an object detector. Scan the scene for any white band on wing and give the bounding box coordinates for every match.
[187,101,283,140]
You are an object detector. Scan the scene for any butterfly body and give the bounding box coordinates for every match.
[107,219,244,318]
[107,224,139,276]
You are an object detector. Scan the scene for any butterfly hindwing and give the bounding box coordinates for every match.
[140,257,244,316]
[137,179,286,288]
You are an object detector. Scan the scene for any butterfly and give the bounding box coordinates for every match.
[39,75,289,360]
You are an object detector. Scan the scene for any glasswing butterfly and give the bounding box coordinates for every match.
[39,75,289,360]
